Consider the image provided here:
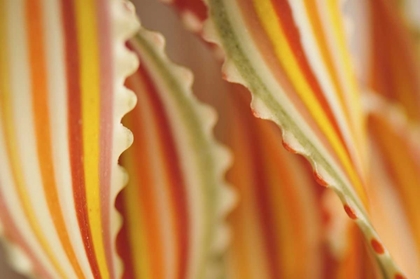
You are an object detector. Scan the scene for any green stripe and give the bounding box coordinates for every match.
[134,32,224,279]
[208,0,394,277]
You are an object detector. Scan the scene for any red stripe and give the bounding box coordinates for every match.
[270,0,352,166]
[137,63,190,279]
[236,0,343,169]
[96,0,114,276]
[61,1,101,277]
[234,94,282,278]
[125,42,190,278]
[115,192,136,279]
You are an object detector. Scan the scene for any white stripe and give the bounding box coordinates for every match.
[287,0,363,181]
[133,73,177,279]
[41,0,93,277]
[0,112,58,278]
[6,1,76,277]
[143,66,205,279]
[314,0,366,162]
[110,1,140,276]
[222,0,349,185]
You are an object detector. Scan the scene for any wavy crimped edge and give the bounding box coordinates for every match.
[109,0,140,278]
[200,0,405,277]
[0,1,140,278]
[135,27,237,278]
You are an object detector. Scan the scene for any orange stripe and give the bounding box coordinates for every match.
[305,1,368,179]
[270,0,352,166]
[303,4,350,101]
[368,113,420,254]
[304,0,355,147]
[0,1,67,277]
[128,74,168,278]
[263,129,317,278]
[25,1,85,278]
[226,91,323,278]
[226,92,271,279]
[268,0,368,207]
[369,0,420,121]
[230,101,281,279]
[235,0,338,159]
[255,0,366,204]
[135,61,191,279]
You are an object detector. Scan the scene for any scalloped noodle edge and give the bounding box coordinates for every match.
[132,27,237,278]
[201,0,405,277]
[0,0,140,278]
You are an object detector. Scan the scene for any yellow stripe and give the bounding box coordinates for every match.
[0,1,67,277]
[253,0,366,202]
[73,0,109,277]
[326,0,367,175]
